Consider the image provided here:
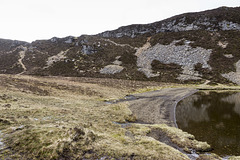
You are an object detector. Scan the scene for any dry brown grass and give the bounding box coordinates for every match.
[0,74,234,159]
[0,74,188,159]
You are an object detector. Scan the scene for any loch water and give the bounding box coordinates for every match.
[176,91,240,156]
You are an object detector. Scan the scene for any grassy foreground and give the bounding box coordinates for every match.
[0,74,237,159]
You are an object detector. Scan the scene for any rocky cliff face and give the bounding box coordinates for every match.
[98,7,240,38]
[0,7,240,84]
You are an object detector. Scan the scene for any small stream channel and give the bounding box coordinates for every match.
[176,91,240,157]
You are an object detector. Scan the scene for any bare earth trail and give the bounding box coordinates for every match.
[17,46,27,75]
[101,38,137,49]
[128,88,198,127]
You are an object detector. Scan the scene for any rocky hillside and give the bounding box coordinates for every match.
[1,7,240,84]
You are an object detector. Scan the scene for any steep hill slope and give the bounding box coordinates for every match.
[0,7,240,84]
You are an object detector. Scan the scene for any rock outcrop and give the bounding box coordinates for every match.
[98,7,240,38]
[136,40,212,80]
[222,60,240,85]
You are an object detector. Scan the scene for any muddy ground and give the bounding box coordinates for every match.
[128,88,198,127]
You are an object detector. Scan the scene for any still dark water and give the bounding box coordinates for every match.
[176,91,240,156]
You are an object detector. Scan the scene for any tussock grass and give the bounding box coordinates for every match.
[0,74,227,159]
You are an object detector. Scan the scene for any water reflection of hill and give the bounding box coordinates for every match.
[176,94,210,128]
[221,92,240,116]
[176,91,240,156]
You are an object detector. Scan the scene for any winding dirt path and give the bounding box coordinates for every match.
[18,46,27,75]
[101,38,137,49]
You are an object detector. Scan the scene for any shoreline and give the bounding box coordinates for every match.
[128,88,198,127]
[128,87,240,159]
[173,89,198,128]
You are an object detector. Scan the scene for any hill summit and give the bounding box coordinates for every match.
[1,6,240,84]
